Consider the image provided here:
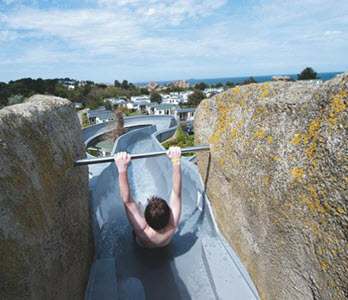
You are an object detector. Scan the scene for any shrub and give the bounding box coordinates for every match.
[298,67,318,80]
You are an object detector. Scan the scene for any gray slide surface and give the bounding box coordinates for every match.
[83,115,259,300]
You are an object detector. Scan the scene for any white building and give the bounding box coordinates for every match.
[162,96,180,105]
[131,95,150,103]
[136,101,152,113]
[113,99,127,108]
[104,98,127,109]
[204,87,224,98]
[95,112,115,124]
[175,108,196,122]
[127,102,139,110]
[74,102,83,109]
[307,79,323,85]
[180,91,193,103]
[147,102,159,115]
[154,104,180,116]
[160,94,170,102]
[87,108,111,122]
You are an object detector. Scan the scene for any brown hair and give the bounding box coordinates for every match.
[145,196,170,231]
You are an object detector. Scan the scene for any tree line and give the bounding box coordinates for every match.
[0,77,228,109]
[0,78,148,109]
[0,68,318,109]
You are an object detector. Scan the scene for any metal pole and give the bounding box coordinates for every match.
[75,145,210,166]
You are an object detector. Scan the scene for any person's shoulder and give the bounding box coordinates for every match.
[164,222,177,232]
[166,214,179,231]
[162,224,176,240]
[143,225,174,238]
[138,226,153,240]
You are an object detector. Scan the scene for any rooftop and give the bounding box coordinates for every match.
[177,108,196,113]
[96,113,115,120]
[155,104,180,110]
[88,109,113,118]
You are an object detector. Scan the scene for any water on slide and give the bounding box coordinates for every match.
[86,121,259,299]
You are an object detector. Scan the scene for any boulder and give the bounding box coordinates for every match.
[172,80,190,88]
[0,95,93,299]
[272,75,295,82]
[194,73,347,299]
[147,81,159,91]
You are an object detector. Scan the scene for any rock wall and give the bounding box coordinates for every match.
[195,74,347,300]
[0,95,93,299]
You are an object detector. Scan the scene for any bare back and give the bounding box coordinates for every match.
[135,222,176,248]
[114,147,182,249]
[132,198,180,248]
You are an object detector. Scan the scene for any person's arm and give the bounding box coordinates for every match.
[167,147,182,228]
[114,152,147,233]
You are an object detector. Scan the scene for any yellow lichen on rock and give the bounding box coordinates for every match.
[292,134,301,145]
[254,128,266,139]
[194,73,348,300]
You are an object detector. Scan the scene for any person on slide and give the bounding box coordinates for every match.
[114,146,182,248]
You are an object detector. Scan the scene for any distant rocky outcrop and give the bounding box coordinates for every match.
[195,73,347,299]
[147,79,191,91]
[272,75,295,82]
[147,81,159,91]
[0,95,93,299]
[172,79,190,88]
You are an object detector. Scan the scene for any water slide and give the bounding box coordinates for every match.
[83,115,260,300]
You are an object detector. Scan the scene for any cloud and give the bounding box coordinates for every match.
[97,0,142,6]
[96,0,227,26]
[0,0,347,82]
[0,4,230,59]
[2,0,18,4]
[0,30,18,41]
[1,8,141,54]
[0,47,72,64]
[301,30,347,45]
[323,30,342,36]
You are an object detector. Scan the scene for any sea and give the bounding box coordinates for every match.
[136,72,344,87]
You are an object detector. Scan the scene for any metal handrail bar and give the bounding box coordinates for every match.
[75,145,210,166]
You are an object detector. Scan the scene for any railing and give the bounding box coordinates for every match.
[75,145,210,166]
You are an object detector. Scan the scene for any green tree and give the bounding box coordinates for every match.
[0,82,9,106]
[188,90,205,107]
[213,82,223,88]
[96,83,107,89]
[86,98,102,109]
[194,82,208,90]
[226,81,235,88]
[128,83,136,90]
[44,79,59,94]
[298,67,318,80]
[114,80,121,88]
[8,94,26,106]
[104,100,113,111]
[150,91,162,104]
[54,84,70,99]
[240,77,257,85]
[121,80,129,89]
[139,88,149,95]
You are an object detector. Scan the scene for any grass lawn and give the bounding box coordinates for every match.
[127,110,148,117]
[162,126,194,156]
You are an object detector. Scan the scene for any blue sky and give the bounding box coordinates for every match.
[0,0,347,83]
